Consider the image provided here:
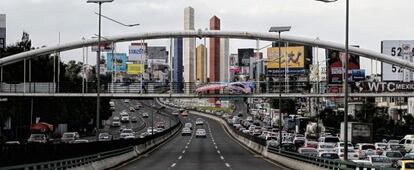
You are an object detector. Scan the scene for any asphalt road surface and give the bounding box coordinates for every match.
[119,111,286,170]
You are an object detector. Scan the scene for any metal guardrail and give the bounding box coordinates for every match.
[0,121,182,170]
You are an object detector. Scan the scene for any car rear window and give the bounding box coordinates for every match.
[362,145,375,150]
[406,163,414,168]
[372,157,390,163]
[324,137,339,143]
[386,152,402,158]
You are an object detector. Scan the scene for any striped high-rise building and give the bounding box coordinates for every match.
[183,7,195,93]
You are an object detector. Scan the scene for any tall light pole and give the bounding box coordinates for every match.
[269,26,291,148]
[314,0,350,160]
[87,0,113,139]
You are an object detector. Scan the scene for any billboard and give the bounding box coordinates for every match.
[352,69,365,81]
[326,49,360,84]
[91,42,114,52]
[238,48,254,67]
[267,46,305,74]
[128,45,146,61]
[127,64,144,75]
[355,81,414,93]
[381,40,414,81]
[148,47,167,59]
[106,53,127,72]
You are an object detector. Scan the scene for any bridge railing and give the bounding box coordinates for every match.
[0,81,311,94]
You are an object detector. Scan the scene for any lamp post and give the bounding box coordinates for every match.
[87,0,113,140]
[314,0,349,160]
[269,26,291,148]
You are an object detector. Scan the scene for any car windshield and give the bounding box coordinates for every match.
[406,163,414,168]
[371,157,390,163]
[320,144,334,148]
[386,152,402,158]
[30,134,45,139]
[389,144,403,150]
[301,149,317,153]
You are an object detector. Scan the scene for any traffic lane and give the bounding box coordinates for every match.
[190,113,285,170]
[120,116,190,170]
[173,117,225,170]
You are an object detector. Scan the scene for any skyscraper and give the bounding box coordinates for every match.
[183,7,195,93]
[196,44,207,82]
[220,38,229,82]
[209,16,221,82]
[0,14,6,49]
[173,38,183,93]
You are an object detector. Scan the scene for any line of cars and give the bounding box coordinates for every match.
[181,118,207,138]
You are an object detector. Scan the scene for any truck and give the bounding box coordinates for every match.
[305,122,325,140]
[340,122,373,144]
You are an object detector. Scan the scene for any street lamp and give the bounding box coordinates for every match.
[314,0,350,160]
[269,26,291,148]
[87,0,114,140]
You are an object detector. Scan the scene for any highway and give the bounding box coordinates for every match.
[118,110,286,170]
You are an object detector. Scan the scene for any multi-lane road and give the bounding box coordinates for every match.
[118,102,287,170]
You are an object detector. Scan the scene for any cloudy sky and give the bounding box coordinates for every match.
[1,0,414,75]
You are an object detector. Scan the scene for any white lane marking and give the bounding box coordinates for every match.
[178,156,182,160]
[220,156,224,160]
[171,163,176,167]
[215,146,218,149]
[185,146,188,149]
[225,163,231,168]
[217,150,220,154]
[182,150,186,154]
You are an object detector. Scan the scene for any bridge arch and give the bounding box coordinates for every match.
[0,30,412,70]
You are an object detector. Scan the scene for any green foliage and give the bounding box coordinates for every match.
[270,98,297,115]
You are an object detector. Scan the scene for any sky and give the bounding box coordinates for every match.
[1,0,414,75]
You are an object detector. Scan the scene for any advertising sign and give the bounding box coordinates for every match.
[352,69,365,81]
[326,49,360,84]
[381,40,414,81]
[106,53,127,72]
[127,64,144,75]
[91,42,114,52]
[355,81,414,92]
[128,45,146,61]
[267,46,305,75]
[238,48,254,67]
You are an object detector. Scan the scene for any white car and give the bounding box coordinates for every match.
[121,115,130,122]
[196,129,207,138]
[195,118,204,125]
[367,155,392,168]
[147,127,158,134]
[124,99,130,103]
[142,112,149,118]
[246,116,253,122]
[181,127,192,136]
[334,142,354,152]
[317,143,336,153]
[120,129,135,139]
[355,143,377,159]
[112,120,121,127]
[73,139,89,144]
[185,123,193,130]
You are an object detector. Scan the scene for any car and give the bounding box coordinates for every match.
[156,128,164,133]
[242,129,250,134]
[246,116,253,122]
[181,127,192,136]
[195,118,204,125]
[367,155,392,168]
[98,133,112,141]
[129,107,135,112]
[27,134,48,144]
[124,99,130,103]
[317,143,336,153]
[139,132,149,138]
[120,129,135,139]
[142,112,149,118]
[61,132,80,144]
[112,120,121,127]
[293,136,306,148]
[156,122,166,129]
[355,143,377,159]
[400,136,414,153]
[298,147,318,157]
[305,141,319,149]
[334,142,354,153]
[136,103,142,108]
[196,129,207,138]
[280,142,297,152]
[399,160,414,170]
[147,127,156,134]
[121,115,130,122]
[337,148,359,160]
[73,139,89,144]
[319,152,340,159]
[387,143,406,153]
[185,123,193,130]
[382,150,403,167]
[131,116,138,122]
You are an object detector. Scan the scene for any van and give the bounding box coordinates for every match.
[400,135,414,152]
